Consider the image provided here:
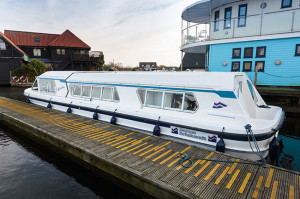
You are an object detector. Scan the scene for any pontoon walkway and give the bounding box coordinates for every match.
[0,97,298,199]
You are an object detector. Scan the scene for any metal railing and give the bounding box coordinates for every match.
[182,8,300,46]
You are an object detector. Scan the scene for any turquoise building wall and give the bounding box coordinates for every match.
[209,37,300,86]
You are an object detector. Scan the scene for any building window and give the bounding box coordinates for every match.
[295,44,300,56]
[224,7,232,29]
[244,47,253,58]
[57,49,61,55]
[238,4,247,27]
[61,49,65,55]
[80,50,87,55]
[281,0,292,8]
[255,61,265,72]
[232,48,241,59]
[33,48,41,56]
[243,61,252,72]
[214,11,220,31]
[0,39,6,50]
[231,62,240,71]
[35,38,40,42]
[256,46,266,58]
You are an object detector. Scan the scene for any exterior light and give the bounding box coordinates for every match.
[222,61,228,66]
[275,60,281,65]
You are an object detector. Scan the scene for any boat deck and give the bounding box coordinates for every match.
[0,97,298,199]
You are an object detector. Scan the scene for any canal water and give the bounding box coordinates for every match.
[0,86,299,198]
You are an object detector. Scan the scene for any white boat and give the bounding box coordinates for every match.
[24,71,285,161]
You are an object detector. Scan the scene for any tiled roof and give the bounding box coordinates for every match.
[49,30,90,49]
[4,29,90,49]
[4,30,60,47]
[0,31,28,56]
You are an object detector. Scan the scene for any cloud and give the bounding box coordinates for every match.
[0,0,197,67]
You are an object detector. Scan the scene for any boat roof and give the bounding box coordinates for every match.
[39,71,245,91]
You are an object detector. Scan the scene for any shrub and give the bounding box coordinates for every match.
[11,59,46,82]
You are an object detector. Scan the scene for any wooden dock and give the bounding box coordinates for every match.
[0,97,299,199]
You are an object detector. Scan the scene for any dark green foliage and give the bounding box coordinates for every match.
[108,67,114,71]
[11,59,46,82]
[95,55,105,71]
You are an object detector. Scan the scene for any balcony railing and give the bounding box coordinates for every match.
[182,8,300,46]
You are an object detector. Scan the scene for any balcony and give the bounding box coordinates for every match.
[182,8,300,46]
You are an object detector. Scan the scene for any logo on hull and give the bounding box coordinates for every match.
[171,128,179,134]
[208,135,217,143]
[213,102,227,109]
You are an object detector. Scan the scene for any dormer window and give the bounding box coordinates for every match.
[35,38,40,42]
[281,0,292,8]
[0,39,6,50]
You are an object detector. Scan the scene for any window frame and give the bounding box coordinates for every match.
[238,4,247,27]
[144,90,164,108]
[33,48,41,57]
[61,49,66,55]
[224,7,232,29]
[214,10,220,31]
[32,79,38,91]
[101,86,114,101]
[255,61,265,72]
[0,38,6,50]
[295,44,300,56]
[232,48,241,59]
[81,85,92,98]
[72,84,82,97]
[243,61,252,72]
[281,0,292,8]
[91,86,102,99]
[243,47,253,58]
[57,49,61,55]
[231,62,240,72]
[256,46,266,58]
[183,92,199,113]
[163,91,184,111]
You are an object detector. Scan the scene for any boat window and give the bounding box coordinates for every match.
[102,87,113,101]
[39,79,48,92]
[164,92,183,110]
[137,89,146,104]
[145,91,163,108]
[73,85,81,96]
[183,93,198,111]
[113,88,120,101]
[32,79,38,91]
[92,87,102,99]
[82,86,91,98]
[48,80,56,93]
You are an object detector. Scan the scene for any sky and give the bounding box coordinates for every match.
[0,0,197,67]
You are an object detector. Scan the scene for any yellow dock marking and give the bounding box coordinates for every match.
[215,167,230,185]
[93,133,116,141]
[200,152,215,164]
[110,138,133,147]
[116,139,137,148]
[227,159,240,174]
[238,173,251,194]
[270,181,278,199]
[121,141,142,150]
[165,146,191,166]
[105,136,127,145]
[289,185,294,199]
[252,176,263,199]
[183,152,215,173]
[145,148,165,159]
[204,164,220,181]
[87,130,110,138]
[152,150,172,162]
[265,168,274,188]
[127,142,148,152]
[194,161,211,177]
[139,146,159,157]
[226,169,240,189]
[133,144,153,155]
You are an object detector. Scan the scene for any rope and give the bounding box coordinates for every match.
[263,72,300,78]
[245,124,266,165]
